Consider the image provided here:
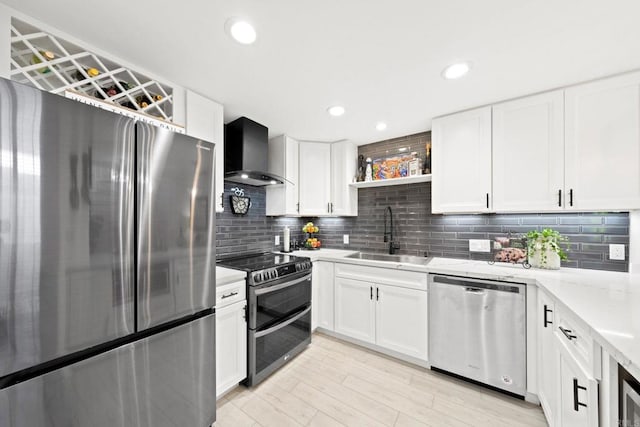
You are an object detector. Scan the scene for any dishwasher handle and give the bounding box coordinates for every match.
[432,275,524,294]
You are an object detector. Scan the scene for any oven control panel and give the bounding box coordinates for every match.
[252,261,312,284]
[295,261,312,272]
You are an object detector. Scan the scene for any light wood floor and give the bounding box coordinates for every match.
[215,333,548,427]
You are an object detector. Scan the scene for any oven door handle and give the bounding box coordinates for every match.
[255,306,311,338]
[254,274,311,296]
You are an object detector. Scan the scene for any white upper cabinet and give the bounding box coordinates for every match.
[185,91,224,212]
[266,135,299,216]
[493,91,565,212]
[330,141,358,216]
[299,141,332,215]
[565,72,640,211]
[432,106,492,213]
[281,140,357,217]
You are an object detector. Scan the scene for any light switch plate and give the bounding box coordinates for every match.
[343,234,349,244]
[275,235,280,245]
[469,239,491,253]
[609,244,625,260]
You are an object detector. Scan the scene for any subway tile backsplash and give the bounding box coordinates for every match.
[314,182,629,272]
[216,182,304,257]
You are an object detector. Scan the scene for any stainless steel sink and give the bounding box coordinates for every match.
[345,252,431,266]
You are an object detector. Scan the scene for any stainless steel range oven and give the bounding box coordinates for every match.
[218,253,312,386]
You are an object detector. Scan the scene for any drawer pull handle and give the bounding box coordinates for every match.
[543,305,553,328]
[221,291,239,299]
[559,326,577,341]
[573,378,587,411]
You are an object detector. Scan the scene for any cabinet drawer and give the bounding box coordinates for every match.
[335,263,427,291]
[555,308,601,379]
[216,280,246,309]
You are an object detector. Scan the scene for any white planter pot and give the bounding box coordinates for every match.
[528,244,561,270]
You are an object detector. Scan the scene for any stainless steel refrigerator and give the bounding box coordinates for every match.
[0,78,217,426]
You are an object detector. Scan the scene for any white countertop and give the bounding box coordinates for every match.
[284,249,360,262]
[316,251,640,380]
[216,266,246,287]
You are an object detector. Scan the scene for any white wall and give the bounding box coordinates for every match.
[629,210,640,273]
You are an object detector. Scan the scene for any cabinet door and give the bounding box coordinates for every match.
[215,300,247,397]
[334,277,375,344]
[331,142,358,216]
[375,284,428,361]
[316,261,335,331]
[493,91,565,212]
[299,142,332,215]
[559,350,599,427]
[432,107,492,213]
[186,91,224,213]
[266,135,299,216]
[565,72,640,210]
[538,291,559,426]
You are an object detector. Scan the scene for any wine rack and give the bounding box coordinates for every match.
[9,18,175,123]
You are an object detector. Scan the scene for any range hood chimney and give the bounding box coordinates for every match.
[224,117,285,186]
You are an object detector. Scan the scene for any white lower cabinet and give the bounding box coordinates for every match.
[538,290,559,426]
[334,277,376,344]
[215,299,247,397]
[334,270,428,362]
[375,284,428,361]
[558,345,599,427]
[314,261,335,331]
[538,288,600,427]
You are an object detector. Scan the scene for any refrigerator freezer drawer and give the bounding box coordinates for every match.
[0,314,216,427]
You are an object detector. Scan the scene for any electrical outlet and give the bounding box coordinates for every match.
[469,239,491,253]
[275,235,280,245]
[609,244,625,260]
[343,234,349,244]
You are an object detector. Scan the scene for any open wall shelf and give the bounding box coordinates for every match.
[9,18,175,123]
[349,174,432,188]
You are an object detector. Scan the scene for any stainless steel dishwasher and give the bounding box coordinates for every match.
[429,274,526,397]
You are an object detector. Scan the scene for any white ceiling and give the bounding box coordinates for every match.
[4,0,640,145]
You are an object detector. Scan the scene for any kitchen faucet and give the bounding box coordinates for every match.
[383,206,400,254]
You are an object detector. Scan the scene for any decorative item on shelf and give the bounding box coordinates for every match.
[30,50,55,74]
[488,233,531,268]
[365,157,373,182]
[408,152,422,177]
[229,187,251,215]
[302,222,321,250]
[357,155,366,182]
[423,142,431,174]
[526,228,568,270]
[372,154,413,180]
[73,67,100,81]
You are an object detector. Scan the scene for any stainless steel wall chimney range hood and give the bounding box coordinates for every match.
[224,117,285,186]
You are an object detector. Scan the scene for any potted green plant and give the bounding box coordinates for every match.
[526,228,569,270]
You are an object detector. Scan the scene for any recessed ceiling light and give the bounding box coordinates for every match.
[442,62,471,79]
[241,173,249,179]
[376,122,387,131]
[398,147,408,152]
[327,105,345,117]
[226,18,256,45]
[270,180,277,185]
